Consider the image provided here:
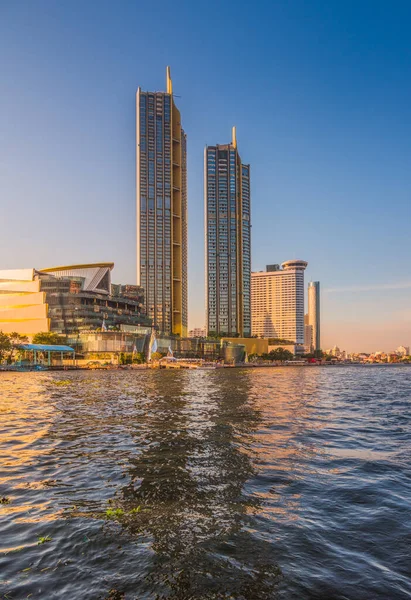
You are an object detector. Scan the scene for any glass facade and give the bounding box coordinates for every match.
[308,281,320,351]
[136,71,187,336]
[39,275,150,335]
[205,137,251,336]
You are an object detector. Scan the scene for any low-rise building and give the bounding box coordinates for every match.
[220,337,268,356]
[188,327,207,338]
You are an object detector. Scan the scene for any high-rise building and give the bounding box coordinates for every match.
[251,260,308,343]
[136,67,187,336]
[204,128,251,337]
[308,281,320,351]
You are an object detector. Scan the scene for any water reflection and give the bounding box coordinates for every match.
[113,370,281,598]
[1,368,410,600]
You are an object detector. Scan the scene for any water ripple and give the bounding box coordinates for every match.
[0,367,410,599]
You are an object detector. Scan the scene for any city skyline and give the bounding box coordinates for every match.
[2,2,411,352]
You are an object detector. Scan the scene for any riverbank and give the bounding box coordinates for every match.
[1,361,410,372]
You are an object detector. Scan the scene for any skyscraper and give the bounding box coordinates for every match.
[251,260,308,343]
[204,128,251,336]
[136,67,187,336]
[308,281,320,351]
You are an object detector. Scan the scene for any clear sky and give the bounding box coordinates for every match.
[1,0,411,352]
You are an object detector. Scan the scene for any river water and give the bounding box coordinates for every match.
[0,367,410,599]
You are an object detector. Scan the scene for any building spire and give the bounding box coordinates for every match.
[166,66,173,95]
[232,126,237,148]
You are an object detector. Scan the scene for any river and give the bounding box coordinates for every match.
[1,367,410,599]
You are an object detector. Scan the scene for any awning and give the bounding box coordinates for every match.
[18,344,75,353]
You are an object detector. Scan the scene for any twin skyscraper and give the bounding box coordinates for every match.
[136,68,251,337]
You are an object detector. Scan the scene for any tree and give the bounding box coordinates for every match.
[32,332,67,345]
[6,332,29,363]
[0,331,12,362]
[269,347,294,362]
[151,351,163,361]
[132,352,146,364]
[268,338,295,345]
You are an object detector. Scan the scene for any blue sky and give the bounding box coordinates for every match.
[1,0,411,352]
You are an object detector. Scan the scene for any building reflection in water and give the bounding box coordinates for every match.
[114,369,282,598]
[244,367,324,523]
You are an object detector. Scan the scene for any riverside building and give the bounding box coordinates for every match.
[0,264,151,337]
[136,67,187,336]
[251,260,308,343]
[304,313,313,353]
[308,281,320,351]
[204,127,251,337]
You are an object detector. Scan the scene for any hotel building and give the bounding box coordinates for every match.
[204,128,251,337]
[251,260,308,343]
[136,67,187,336]
[308,281,320,351]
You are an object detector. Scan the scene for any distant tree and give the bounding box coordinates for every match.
[132,352,146,364]
[119,352,133,365]
[0,331,12,361]
[8,332,29,345]
[6,332,29,363]
[151,351,163,361]
[268,338,295,345]
[32,332,67,345]
[269,347,294,362]
[313,349,324,359]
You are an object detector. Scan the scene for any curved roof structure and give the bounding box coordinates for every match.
[41,263,114,273]
[39,263,114,295]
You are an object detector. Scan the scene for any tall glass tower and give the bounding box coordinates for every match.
[136,68,187,336]
[308,281,320,351]
[204,128,251,337]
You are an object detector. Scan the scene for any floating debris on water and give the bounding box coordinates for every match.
[37,536,52,545]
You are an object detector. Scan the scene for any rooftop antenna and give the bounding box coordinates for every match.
[232,126,237,148]
[166,66,173,95]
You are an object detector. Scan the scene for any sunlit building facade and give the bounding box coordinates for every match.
[205,128,251,336]
[304,313,313,353]
[0,264,150,337]
[308,281,320,351]
[188,327,207,338]
[251,260,308,343]
[136,67,187,336]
